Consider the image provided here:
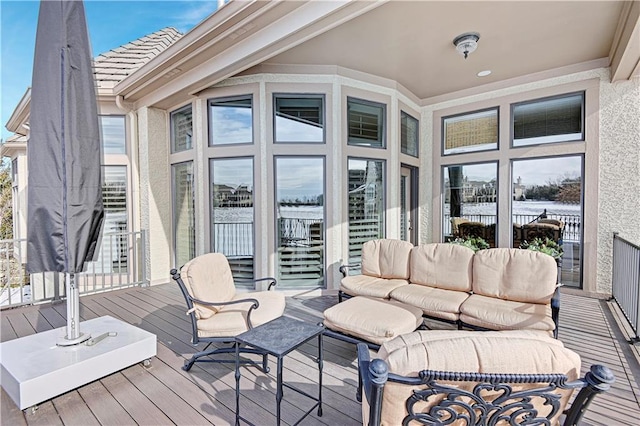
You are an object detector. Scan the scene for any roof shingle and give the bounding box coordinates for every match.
[93,27,182,89]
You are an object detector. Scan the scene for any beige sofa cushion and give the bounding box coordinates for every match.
[361,239,413,279]
[473,248,557,304]
[374,331,580,426]
[340,275,409,299]
[180,253,237,318]
[197,290,285,337]
[409,243,474,291]
[323,297,423,345]
[389,284,468,322]
[460,293,555,333]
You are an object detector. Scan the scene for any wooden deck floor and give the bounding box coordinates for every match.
[1,284,639,425]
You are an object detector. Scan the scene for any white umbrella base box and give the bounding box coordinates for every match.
[0,315,157,410]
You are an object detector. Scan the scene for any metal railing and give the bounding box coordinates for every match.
[444,213,581,242]
[611,233,640,343]
[0,230,148,309]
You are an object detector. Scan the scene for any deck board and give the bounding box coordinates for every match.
[1,285,639,425]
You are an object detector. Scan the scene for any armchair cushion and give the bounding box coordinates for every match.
[472,248,557,304]
[375,331,580,426]
[197,291,286,338]
[180,253,236,318]
[361,239,413,279]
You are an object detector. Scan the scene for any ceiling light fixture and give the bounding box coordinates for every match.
[477,70,492,77]
[453,32,480,59]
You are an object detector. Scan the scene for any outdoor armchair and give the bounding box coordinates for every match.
[357,331,614,426]
[170,253,286,371]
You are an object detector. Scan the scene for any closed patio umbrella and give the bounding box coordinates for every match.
[27,0,104,345]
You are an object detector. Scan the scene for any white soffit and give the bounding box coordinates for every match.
[267,1,626,99]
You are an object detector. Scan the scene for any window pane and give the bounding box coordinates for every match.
[276,157,325,288]
[512,93,583,146]
[401,111,419,157]
[275,96,324,143]
[348,158,385,267]
[171,105,192,152]
[512,156,582,287]
[100,116,125,155]
[443,108,498,155]
[211,158,254,283]
[347,98,385,147]
[210,97,253,145]
[87,166,127,273]
[173,162,195,268]
[443,162,497,247]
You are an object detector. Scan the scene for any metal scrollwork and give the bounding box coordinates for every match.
[404,379,563,425]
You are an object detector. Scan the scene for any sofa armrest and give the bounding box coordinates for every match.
[357,343,387,426]
[339,263,360,278]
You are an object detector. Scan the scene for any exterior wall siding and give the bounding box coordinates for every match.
[598,73,640,293]
[138,106,172,285]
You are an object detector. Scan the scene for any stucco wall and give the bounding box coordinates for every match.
[138,106,172,285]
[598,74,640,293]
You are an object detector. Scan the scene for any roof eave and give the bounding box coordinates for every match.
[115,0,388,108]
[609,0,640,82]
[5,88,32,135]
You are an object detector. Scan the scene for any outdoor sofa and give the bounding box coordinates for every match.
[327,240,560,346]
[357,330,614,426]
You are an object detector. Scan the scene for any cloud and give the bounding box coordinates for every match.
[172,1,218,32]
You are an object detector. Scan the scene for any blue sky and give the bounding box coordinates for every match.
[1,0,217,140]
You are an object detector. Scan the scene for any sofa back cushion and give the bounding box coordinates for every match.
[180,253,236,318]
[472,248,557,304]
[361,239,413,279]
[375,330,580,426]
[410,243,474,291]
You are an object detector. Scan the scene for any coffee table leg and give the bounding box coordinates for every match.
[276,356,283,426]
[317,333,323,416]
[235,342,241,426]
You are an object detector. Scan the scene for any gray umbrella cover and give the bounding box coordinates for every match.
[27,0,104,274]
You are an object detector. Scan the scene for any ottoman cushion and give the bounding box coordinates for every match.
[323,297,424,345]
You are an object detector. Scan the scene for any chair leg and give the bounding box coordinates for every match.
[184,344,270,372]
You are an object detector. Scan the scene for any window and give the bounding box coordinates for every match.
[348,158,385,266]
[99,115,126,155]
[170,105,192,152]
[275,157,325,288]
[274,95,324,143]
[173,162,195,268]
[209,96,253,145]
[89,166,127,273]
[512,156,583,288]
[443,162,497,247]
[443,108,498,155]
[210,158,255,283]
[512,92,584,146]
[347,98,385,147]
[401,111,419,157]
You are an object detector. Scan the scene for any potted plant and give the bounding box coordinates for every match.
[449,236,490,252]
[519,237,563,260]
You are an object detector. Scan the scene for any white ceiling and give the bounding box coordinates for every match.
[266,1,626,100]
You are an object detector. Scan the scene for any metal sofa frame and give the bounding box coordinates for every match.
[357,343,614,426]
